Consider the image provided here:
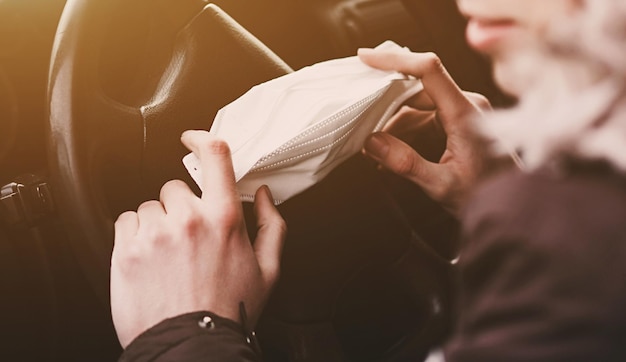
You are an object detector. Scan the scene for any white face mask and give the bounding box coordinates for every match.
[183,41,423,204]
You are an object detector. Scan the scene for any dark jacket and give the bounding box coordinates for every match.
[446,164,626,361]
[120,311,261,362]
[120,165,626,361]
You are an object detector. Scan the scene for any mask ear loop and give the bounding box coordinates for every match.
[509,149,526,170]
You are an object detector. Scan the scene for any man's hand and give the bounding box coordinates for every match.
[110,130,287,348]
[359,49,492,214]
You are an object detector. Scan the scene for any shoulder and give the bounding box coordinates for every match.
[460,165,626,285]
[463,166,626,254]
[446,166,626,361]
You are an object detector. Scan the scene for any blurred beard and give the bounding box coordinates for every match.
[477,0,626,172]
[480,40,622,170]
[491,29,606,103]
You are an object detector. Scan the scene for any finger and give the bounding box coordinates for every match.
[114,211,139,239]
[252,186,287,286]
[364,132,443,190]
[382,106,436,141]
[159,179,197,214]
[358,49,472,128]
[136,200,166,229]
[404,91,435,111]
[181,130,239,206]
[464,91,493,111]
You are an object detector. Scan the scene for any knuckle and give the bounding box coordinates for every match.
[429,173,456,202]
[274,217,288,237]
[143,225,170,245]
[137,200,160,211]
[394,151,419,177]
[115,211,135,225]
[429,182,448,201]
[179,211,205,236]
[161,179,186,194]
[466,92,491,110]
[263,207,287,231]
[422,52,444,73]
[111,243,142,273]
[264,218,288,245]
[203,139,231,156]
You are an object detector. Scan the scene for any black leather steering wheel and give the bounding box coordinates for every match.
[47,0,291,301]
[47,1,454,360]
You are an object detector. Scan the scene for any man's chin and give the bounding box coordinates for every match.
[492,58,528,98]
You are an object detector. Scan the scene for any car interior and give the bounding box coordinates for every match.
[0,0,509,361]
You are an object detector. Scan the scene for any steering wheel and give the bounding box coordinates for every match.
[47,0,454,360]
[47,0,291,301]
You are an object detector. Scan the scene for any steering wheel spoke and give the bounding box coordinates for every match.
[139,4,293,198]
[46,1,293,304]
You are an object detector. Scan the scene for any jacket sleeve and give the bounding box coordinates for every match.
[444,169,626,362]
[119,311,262,362]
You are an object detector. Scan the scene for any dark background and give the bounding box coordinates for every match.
[0,0,505,360]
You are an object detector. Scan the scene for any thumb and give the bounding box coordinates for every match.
[364,132,444,192]
[252,186,287,287]
[382,106,436,142]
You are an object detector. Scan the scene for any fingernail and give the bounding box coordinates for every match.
[357,48,374,56]
[262,185,274,202]
[364,133,389,159]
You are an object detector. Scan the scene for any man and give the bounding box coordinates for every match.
[111,0,626,360]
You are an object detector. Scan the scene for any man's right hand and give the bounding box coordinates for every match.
[110,131,287,349]
[359,48,492,215]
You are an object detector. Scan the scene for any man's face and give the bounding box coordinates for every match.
[457,0,578,96]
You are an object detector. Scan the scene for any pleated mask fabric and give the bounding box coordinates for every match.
[183,41,423,204]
